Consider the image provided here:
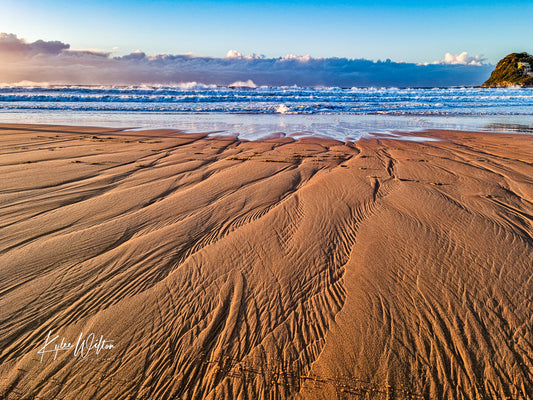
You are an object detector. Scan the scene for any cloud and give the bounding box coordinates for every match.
[226,49,262,60]
[120,50,147,61]
[64,49,111,58]
[429,51,487,66]
[0,33,494,87]
[226,50,243,59]
[281,54,313,62]
[0,33,69,57]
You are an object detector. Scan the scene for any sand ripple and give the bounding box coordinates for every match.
[0,125,532,399]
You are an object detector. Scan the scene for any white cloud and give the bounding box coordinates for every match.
[428,52,486,66]
[281,54,313,62]
[226,50,242,59]
[226,50,261,60]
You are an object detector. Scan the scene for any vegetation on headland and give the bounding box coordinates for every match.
[482,52,533,87]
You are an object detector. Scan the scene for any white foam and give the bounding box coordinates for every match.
[275,104,290,114]
[228,79,257,88]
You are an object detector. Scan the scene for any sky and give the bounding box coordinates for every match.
[0,0,531,86]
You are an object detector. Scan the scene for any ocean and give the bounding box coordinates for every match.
[1,85,533,140]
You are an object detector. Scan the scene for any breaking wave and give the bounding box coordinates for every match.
[0,85,532,115]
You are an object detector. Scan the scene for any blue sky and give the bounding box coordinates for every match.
[1,0,532,63]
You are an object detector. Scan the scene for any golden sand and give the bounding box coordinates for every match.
[0,124,532,399]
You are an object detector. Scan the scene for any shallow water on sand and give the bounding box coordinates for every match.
[1,86,533,140]
[1,111,533,141]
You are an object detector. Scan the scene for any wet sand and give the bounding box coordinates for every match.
[0,124,532,400]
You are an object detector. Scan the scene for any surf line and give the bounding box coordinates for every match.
[37,330,115,362]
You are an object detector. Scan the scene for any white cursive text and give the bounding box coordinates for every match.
[37,330,115,363]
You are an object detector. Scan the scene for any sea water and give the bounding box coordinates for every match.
[1,85,533,140]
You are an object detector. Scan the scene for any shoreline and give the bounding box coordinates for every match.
[1,121,532,140]
[1,111,533,142]
[1,123,532,399]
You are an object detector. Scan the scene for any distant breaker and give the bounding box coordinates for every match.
[482,53,533,87]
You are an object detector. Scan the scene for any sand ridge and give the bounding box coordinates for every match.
[0,124,532,399]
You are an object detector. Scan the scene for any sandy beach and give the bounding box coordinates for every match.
[0,123,532,400]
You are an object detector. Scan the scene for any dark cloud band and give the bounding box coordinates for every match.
[0,33,493,87]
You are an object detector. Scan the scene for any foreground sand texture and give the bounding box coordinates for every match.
[0,124,532,400]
